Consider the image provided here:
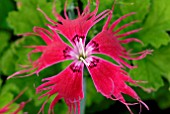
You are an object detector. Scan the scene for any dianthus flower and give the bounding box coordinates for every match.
[8,0,152,114]
[0,89,30,114]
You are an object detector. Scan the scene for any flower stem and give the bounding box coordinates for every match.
[80,77,86,114]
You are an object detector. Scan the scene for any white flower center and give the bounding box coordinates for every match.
[64,36,99,68]
[73,38,90,66]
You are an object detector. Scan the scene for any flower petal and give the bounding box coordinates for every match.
[36,62,84,114]
[86,56,148,113]
[8,28,73,79]
[31,28,73,74]
[32,42,72,74]
[87,11,152,69]
[42,0,110,45]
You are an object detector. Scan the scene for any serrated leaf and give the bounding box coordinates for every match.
[118,0,150,29]
[130,44,170,91]
[7,0,61,34]
[94,0,150,29]
[138,0,170,48]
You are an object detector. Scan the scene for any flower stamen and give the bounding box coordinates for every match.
[79,57,90,66]
[79,38,86,57]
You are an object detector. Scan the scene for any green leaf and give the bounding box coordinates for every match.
[154,79,170,109]
[161,70,170,91]
[0,31,10,54]
[0,82,24,114]
[164,72,170,91]
[0,79,2,90]
[7,0,61,34]
[138,0,170,48]
[130,44,170,91]
[0,31,11,73]
[1,47,18,76]
[0,92,13,110]
[120,0,150,20]
[118,0,150,28]
[0,0,16,29]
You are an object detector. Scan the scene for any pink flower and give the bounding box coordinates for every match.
[8,0,152,114]
[0,89,31,114]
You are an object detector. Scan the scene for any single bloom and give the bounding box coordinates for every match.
[8,0,152,114]
[0,89,31,114]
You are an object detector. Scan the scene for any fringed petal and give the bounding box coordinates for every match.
[87,56,149,114]
[33,41,72,74]
[36,62,84,114]
[87,11,152,69]
[109,12,136,31]
[41,0,110,45]
[8,28,73,79]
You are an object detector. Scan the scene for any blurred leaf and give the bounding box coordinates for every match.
[0,35,44,76]
[0,0,16,29]
[154,78,170,109]
[97,0,113,13]
[7,0,61,34]
[165,72,170,91]
[0,31,11,73]
[0,79,2,90]
[130,44,170,90]
[5,76,41,114]
[0,82,24,114]
[138,0,170,48]
[0,31,10,54]
[1,47,17,76]
[0,92,13,108]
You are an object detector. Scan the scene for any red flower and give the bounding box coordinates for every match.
[9,0,152,114]
[0,89,31,114]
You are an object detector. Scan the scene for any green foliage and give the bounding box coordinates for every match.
[138,0,170,48]
[130,44,170,90]
[1,47,17,75]
[119,0,150,21]
[0,0,15,29]
[154,79,170,109]
[0,81,24,114]
[0,31,10,54]
[0,31,11,73]
[7,0,61,34]
[0,79,2,88]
